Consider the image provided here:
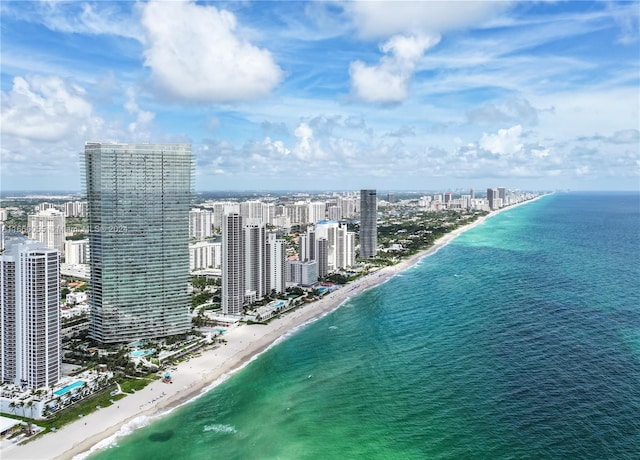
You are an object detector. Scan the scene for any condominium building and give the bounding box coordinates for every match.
[189,241,222,271]
[266,233,286,294]
[244,223,266,299]
[359,189,377,258]
[1,237,61,389]
[64,239,90,264]
[316,238,328,279]
[308,202,326,224]
[222,213,244,315]
[27,208,65,252]
[287,260,318,287]
[84,142,192,343]
[189,209,214,239]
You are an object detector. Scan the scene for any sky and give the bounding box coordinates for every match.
[1,0,639,192]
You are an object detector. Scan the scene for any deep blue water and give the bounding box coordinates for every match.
[92,192,640,460]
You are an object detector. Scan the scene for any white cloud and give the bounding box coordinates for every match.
[346,1,511,38]
[350,34,440,103]
[141,0,283,103]
[609,129,639,144]
[124,87,155,134]
[1,75,95,142]
[479,125,524,156]
[293,122,325,160]
[262,137,291,157]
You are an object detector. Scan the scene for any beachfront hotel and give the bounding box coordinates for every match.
[1,237,61,389]
[359,189,378,259]
[83,142,192,343]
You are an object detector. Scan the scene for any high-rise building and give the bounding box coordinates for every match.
[64,239,90,264]
[84,142,192,343]
[1,237,61,389]
[266,233,286,294]
[497,187,507,206]
[189,209,214,239]
[189,241,222,271]
[244,223,266,300]
[359,189,377,258]
[487,188,498,210]
[316,238,328,279]
[308,202,326,224]
[28,208,65,252]
[286,260,318,286]
[222,213,244,315]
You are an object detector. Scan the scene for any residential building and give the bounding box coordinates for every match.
[27,208,65,252]
[64,239,89,264]
[266,233,286,294]
[244,223,266,299]
[287,260,318,286]
[222,213,244,315]
[1,237,61,389]
[84,142,192,343]
[308,202,326,224]
[189,209,214,239]
[359,189,377,258]
[189,241,222,271]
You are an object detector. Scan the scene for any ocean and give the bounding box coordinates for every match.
[90,192,640,460]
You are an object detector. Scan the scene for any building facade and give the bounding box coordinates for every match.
[244,224,266,300]
[222,213,244,315]
[266,233,286,294]
[1,238,61,389]
[84,142,192,343]
[359,189,377,258]
[189,209,214,239]
[27,208,65,252]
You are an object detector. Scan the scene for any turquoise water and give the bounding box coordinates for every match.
[130,349,155,358]
[54,381,84,396]
[91,193,640,459]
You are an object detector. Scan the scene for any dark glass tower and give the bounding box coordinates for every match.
[84,143,192,343]
[359,189,377,259]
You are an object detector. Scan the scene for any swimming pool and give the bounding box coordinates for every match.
[54,380,85,396]
[130,349,155,358]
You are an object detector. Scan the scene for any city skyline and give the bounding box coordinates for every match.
[1,1,638,192]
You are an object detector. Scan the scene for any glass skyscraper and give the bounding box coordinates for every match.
[359,189,378,259]
[84,143,192,343]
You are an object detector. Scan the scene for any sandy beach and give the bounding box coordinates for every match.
[2,197,543,460]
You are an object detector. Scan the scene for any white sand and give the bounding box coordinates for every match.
[2,197,543,460]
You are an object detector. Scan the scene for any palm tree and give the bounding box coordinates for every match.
[25,400,35,435]
[17,400,25,416]
[8,400,17,414]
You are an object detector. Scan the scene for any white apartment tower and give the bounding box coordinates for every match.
[189,209,214,239]
[222,214,244,315]
[27,208,65,252]
[244,224,266,300]
[266,233,286,294]
[189,241,222,271]
[64,239,90,264]
[308,202,326,224]
[1,238,61,389]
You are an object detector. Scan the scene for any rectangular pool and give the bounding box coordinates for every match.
[54,380,85,396]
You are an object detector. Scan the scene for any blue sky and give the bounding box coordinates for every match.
[1,1,638,192]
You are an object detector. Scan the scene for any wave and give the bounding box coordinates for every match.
[72,416,152,460]
[203,424,237,434]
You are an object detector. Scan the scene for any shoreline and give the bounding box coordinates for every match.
[3,196,545,460]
